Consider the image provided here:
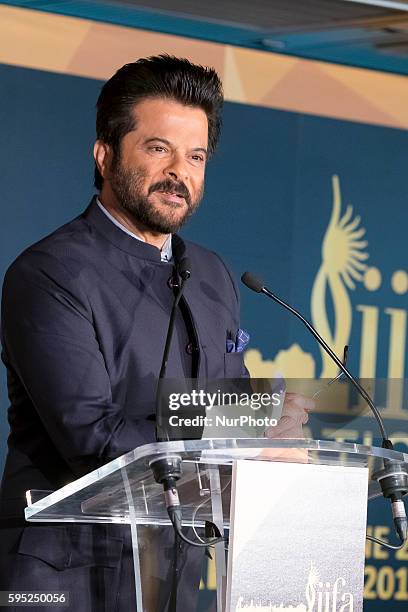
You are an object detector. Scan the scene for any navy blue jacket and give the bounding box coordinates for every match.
[0,197,245,519]
[0,198,245,610]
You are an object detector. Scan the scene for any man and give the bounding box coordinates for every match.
[0,55,312,610]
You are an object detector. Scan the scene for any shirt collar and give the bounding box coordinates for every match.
[96,198,172,262]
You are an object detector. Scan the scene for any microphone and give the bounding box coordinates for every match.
[151,254,226,549]
[158,256,191,382]
[242,272,388,440]
[241,270,408,543]
[241,272,263,293]
[153,254,192,531]
[178,256,191,282]
[157,256,192,428]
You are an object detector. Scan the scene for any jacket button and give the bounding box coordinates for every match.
[186,342,194,355]
[167,276,178,289]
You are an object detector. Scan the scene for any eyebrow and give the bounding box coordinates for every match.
[144,137,208,156]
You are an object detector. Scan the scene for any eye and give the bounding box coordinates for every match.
[150,146,167,153]
[191,154,205,163]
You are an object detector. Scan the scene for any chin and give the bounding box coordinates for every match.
[155,209,188,227]
[158,218,186,234]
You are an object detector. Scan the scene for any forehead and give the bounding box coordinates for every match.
[129,97,208,147]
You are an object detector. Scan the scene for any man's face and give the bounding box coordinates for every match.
[106,98,208,234]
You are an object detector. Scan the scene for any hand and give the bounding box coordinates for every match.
[265,392,315,440]
[260,393,315,463]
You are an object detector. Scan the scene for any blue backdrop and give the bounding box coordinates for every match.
[1,62,407,609]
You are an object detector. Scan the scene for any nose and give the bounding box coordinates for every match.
[163,153,189,183]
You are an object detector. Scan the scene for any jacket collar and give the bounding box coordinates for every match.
[83,196,171,263]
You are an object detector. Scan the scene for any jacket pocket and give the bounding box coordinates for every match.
[224,351,245,378]
[17,525,123,570]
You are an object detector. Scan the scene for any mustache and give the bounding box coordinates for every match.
[149,179,191,207]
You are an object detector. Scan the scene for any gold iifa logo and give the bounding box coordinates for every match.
[311,175,368,379]
[245,175,407,414]
[235,563,354,611]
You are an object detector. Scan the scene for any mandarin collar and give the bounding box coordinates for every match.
[82,196,172,263]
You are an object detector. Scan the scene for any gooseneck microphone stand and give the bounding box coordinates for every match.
[241,271,408,547]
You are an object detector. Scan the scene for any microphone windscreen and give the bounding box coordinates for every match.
[172,235,186,263]
[241,271,264,293]
[178,257,192,280]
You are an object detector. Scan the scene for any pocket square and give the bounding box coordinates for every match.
[226,328,250,353]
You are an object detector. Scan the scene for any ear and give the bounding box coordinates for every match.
[93,140,112,181]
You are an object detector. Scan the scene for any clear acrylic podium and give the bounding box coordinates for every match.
[25,439,408,611]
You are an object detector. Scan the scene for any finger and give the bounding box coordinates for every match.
[285,393,315,412]
[281,403,310,425]
[267,415,306,437]
[265,422,305,439]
